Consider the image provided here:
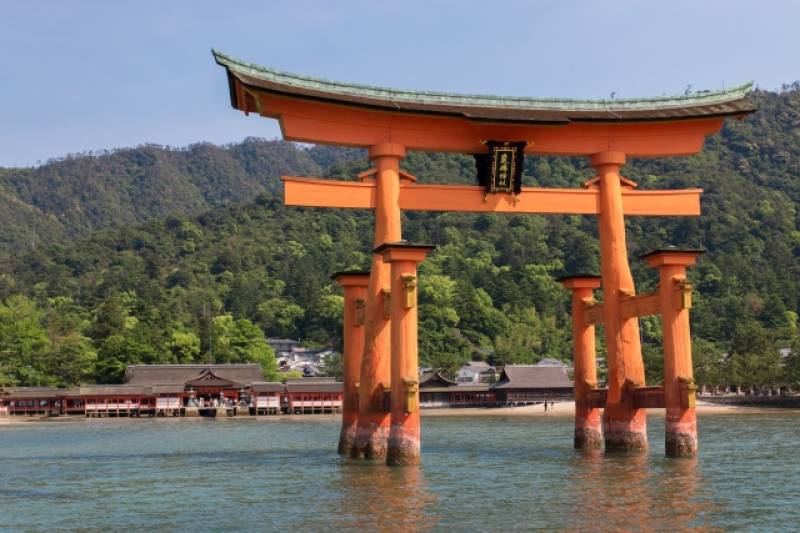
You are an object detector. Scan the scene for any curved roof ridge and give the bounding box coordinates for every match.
[213,49,753,112]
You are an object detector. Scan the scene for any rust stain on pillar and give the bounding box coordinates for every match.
[351,143,405,460]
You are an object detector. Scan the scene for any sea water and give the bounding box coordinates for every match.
[0,413,798,531]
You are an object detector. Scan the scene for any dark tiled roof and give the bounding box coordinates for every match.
[492,366,573,390]
[285,381,343,393]
[464,361,493,369]
[0,387,65,399]
[150,385,185,395]
[420,383,492,393]
[250,382,284,393]
[214,50,755,124]
[184,369,239,388]
[419,371,458,388]
[454,384,492,392]
[123,364,263,387]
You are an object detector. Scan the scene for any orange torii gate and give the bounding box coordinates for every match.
[214,50,754,461]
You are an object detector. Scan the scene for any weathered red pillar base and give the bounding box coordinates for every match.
[387,415,421,466]
[351,414,390,460]
[574,408,603,449]
[338,419,358,456]
[665,409,698,457]
[603,409,648,452]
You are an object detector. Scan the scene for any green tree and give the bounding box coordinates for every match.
[728,322,781,389]
[257,298,305,338]
[492,306,544,366]
[692,338,725,387]
[50,333,97,386]
[166,330,201,363]
[211,315,278,380]
[0,295,52,386]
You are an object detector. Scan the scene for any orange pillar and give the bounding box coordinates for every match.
[642,248,703,457]
[377,242,435,466]
[591,151,648,452]
[559,275,603,449]
[352,142,405,460]
[332,270,370,455]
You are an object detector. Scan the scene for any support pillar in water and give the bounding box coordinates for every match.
[352,143,405,460]
[332,270,370,455]
[591,151,648,452]
[559,275,603,449]
[377,242,435,466]
[642,248,703,457]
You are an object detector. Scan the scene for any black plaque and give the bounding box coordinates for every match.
[474,141,526,195]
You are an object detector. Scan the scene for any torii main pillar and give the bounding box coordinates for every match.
[592,151,648,452]
[351,143,405,460]
[332,270,370,456]
[559,275,603,449]
[378,242,435,466]
[643,249,703,457]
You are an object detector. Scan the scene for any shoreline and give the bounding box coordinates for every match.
[2,401,797,426]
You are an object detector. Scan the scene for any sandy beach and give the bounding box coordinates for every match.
[419,400,800,417]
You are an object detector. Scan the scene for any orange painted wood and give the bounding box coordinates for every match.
[250,90,725,157]
[334,274,369,455]
[632,387,666,409]
[352,144,404,460]
[282,177,702,216]
[644,251,702,457]
[560,277,603,448]
[621,293,662,319]
[581,386,665,409]
[594,151,648,451]
[583,303,604,326]
[586,388,608,409]
[585,292,662,325]
[382,245,434,466]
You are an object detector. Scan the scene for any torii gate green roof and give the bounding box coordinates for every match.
[213,50,755,124]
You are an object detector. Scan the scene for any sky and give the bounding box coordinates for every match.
[0,0,798,167]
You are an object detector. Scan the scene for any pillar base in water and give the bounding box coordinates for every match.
[338,424,357,456]
[574,428,603,450]
[603,417,647,452]
[665,431,698,458]
[604,409,647,452]
[604,430,648,452]
[386,434,420,466]
[351,422,389,460]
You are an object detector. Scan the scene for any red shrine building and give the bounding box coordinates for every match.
[0,364,343,417]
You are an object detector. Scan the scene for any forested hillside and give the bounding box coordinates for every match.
[0,141,363,256]
[0,86,798,389]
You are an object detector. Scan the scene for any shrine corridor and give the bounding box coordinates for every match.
[0,414,797,531]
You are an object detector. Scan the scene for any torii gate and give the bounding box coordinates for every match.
[214,50,754,462]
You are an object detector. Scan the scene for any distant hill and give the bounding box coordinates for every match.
[0,140,364,256]
[0,86,799,388]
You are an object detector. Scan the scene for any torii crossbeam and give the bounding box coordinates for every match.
[214,49,755,461]
[283,176,702,216]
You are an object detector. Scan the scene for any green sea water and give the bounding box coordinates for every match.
[0,413,798,531]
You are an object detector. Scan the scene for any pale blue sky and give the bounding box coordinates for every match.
[1,0,797,167]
